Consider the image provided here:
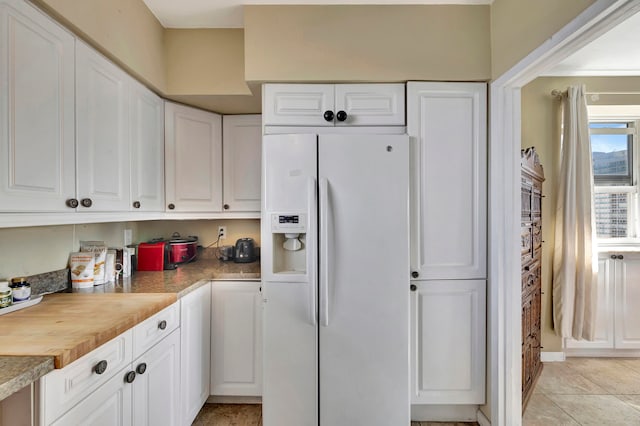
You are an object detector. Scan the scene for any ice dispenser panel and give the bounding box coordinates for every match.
[271,213,307,275]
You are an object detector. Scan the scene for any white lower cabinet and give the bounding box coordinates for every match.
[567,252,640,351]
[411,280,486,404]
[211,281,262,396]
[50,366,133,426]
[40,303,181,426]
[132,328,181,426]
[180,283,212,424]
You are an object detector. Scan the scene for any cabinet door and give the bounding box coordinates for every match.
[408,82,487,280]
[132,329,181,426]
[334,84,405,126]
[130,80,164,212]
[76,41,130,211]
[565,255,615,349]
[615,253,640,349]
[50,367,132,426]
[263,84,334,126]
[211,282,262,396]
[180,283,211,425]
[411,280,485,404]
[222,115,261,212]
[0,0,75,212]
[165,102,222,212]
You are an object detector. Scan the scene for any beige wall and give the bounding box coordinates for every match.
[521,76,640,352]
[491,0,596,78]
[0,222,139,279]
[164,29,261,113]
[165,29,249,96]
[244,5,491,83]
[32,0,166,92]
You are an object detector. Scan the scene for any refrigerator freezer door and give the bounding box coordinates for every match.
[318,134,410,426]
[262,134,319,426]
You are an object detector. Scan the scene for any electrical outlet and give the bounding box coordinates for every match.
[218,226,227,240]
[124,229,132,246]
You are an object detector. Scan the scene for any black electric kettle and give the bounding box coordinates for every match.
[234,238,257,263]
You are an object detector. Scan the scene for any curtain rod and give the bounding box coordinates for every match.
[551,89,640,98]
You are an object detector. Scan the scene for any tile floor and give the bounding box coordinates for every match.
[191,404,478,425]
[524,357,640,425]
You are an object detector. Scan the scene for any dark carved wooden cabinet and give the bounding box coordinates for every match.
[521,147,544,410]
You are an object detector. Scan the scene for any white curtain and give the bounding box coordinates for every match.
[552,85,598,341]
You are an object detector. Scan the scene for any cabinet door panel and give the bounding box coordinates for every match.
[76,41,130,211]
[263,84,334,126]
[411,280,485,404]
[408,82,487,280]
[222,115,261,211]
[211,282,262,396]
[133,329,181,426]
[130,80,164,212]
[615,253,640,349]
[334,84,405,126]
[51,367,132,426]
[0,0,75,211]
[165,102,222,212]
[566,255,614,349]
[181,283,211,425]
[41,331,133,425]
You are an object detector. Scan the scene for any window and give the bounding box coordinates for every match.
[590,119,639,240]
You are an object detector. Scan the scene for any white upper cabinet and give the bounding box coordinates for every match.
[408,82,487,280]
[222,115,261,212]
[0,0,75,212]
[76,41,130,211]
[263,83,404,127]
[165,102,222,212]
[130,80,164,212]
[263,84,334,126]
[334,84,405,126]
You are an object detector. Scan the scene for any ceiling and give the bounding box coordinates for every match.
[543,10,640,77]
[141,0,491,28]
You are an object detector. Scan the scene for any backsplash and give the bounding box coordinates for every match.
[0,219,260,282]
[26,268,70,296]
[136,219,260,248]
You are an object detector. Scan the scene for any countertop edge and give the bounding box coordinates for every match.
[0,356,54,401]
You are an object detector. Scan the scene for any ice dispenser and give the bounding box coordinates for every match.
[270,213,307,274]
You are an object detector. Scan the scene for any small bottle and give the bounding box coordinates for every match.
[10,277,31,303]
[0,281,12,308]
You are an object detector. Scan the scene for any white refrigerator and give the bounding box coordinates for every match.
[261,133,410,426]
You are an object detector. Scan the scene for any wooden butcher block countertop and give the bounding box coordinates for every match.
[0,293,176,369]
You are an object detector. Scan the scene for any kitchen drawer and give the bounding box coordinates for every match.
[40,330,133,425]
[132,302,180,359]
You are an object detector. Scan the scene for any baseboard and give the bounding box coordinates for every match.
[206,395,262,404]
[477,409,491,426]
[564,348,640,357]
[411,404,478,422]
[540,351,566,362]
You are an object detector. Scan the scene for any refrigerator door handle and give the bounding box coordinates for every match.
[308,176,318,326]
[319,177,330,327]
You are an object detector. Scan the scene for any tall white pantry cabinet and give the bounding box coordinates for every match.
[408,82,487,405]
